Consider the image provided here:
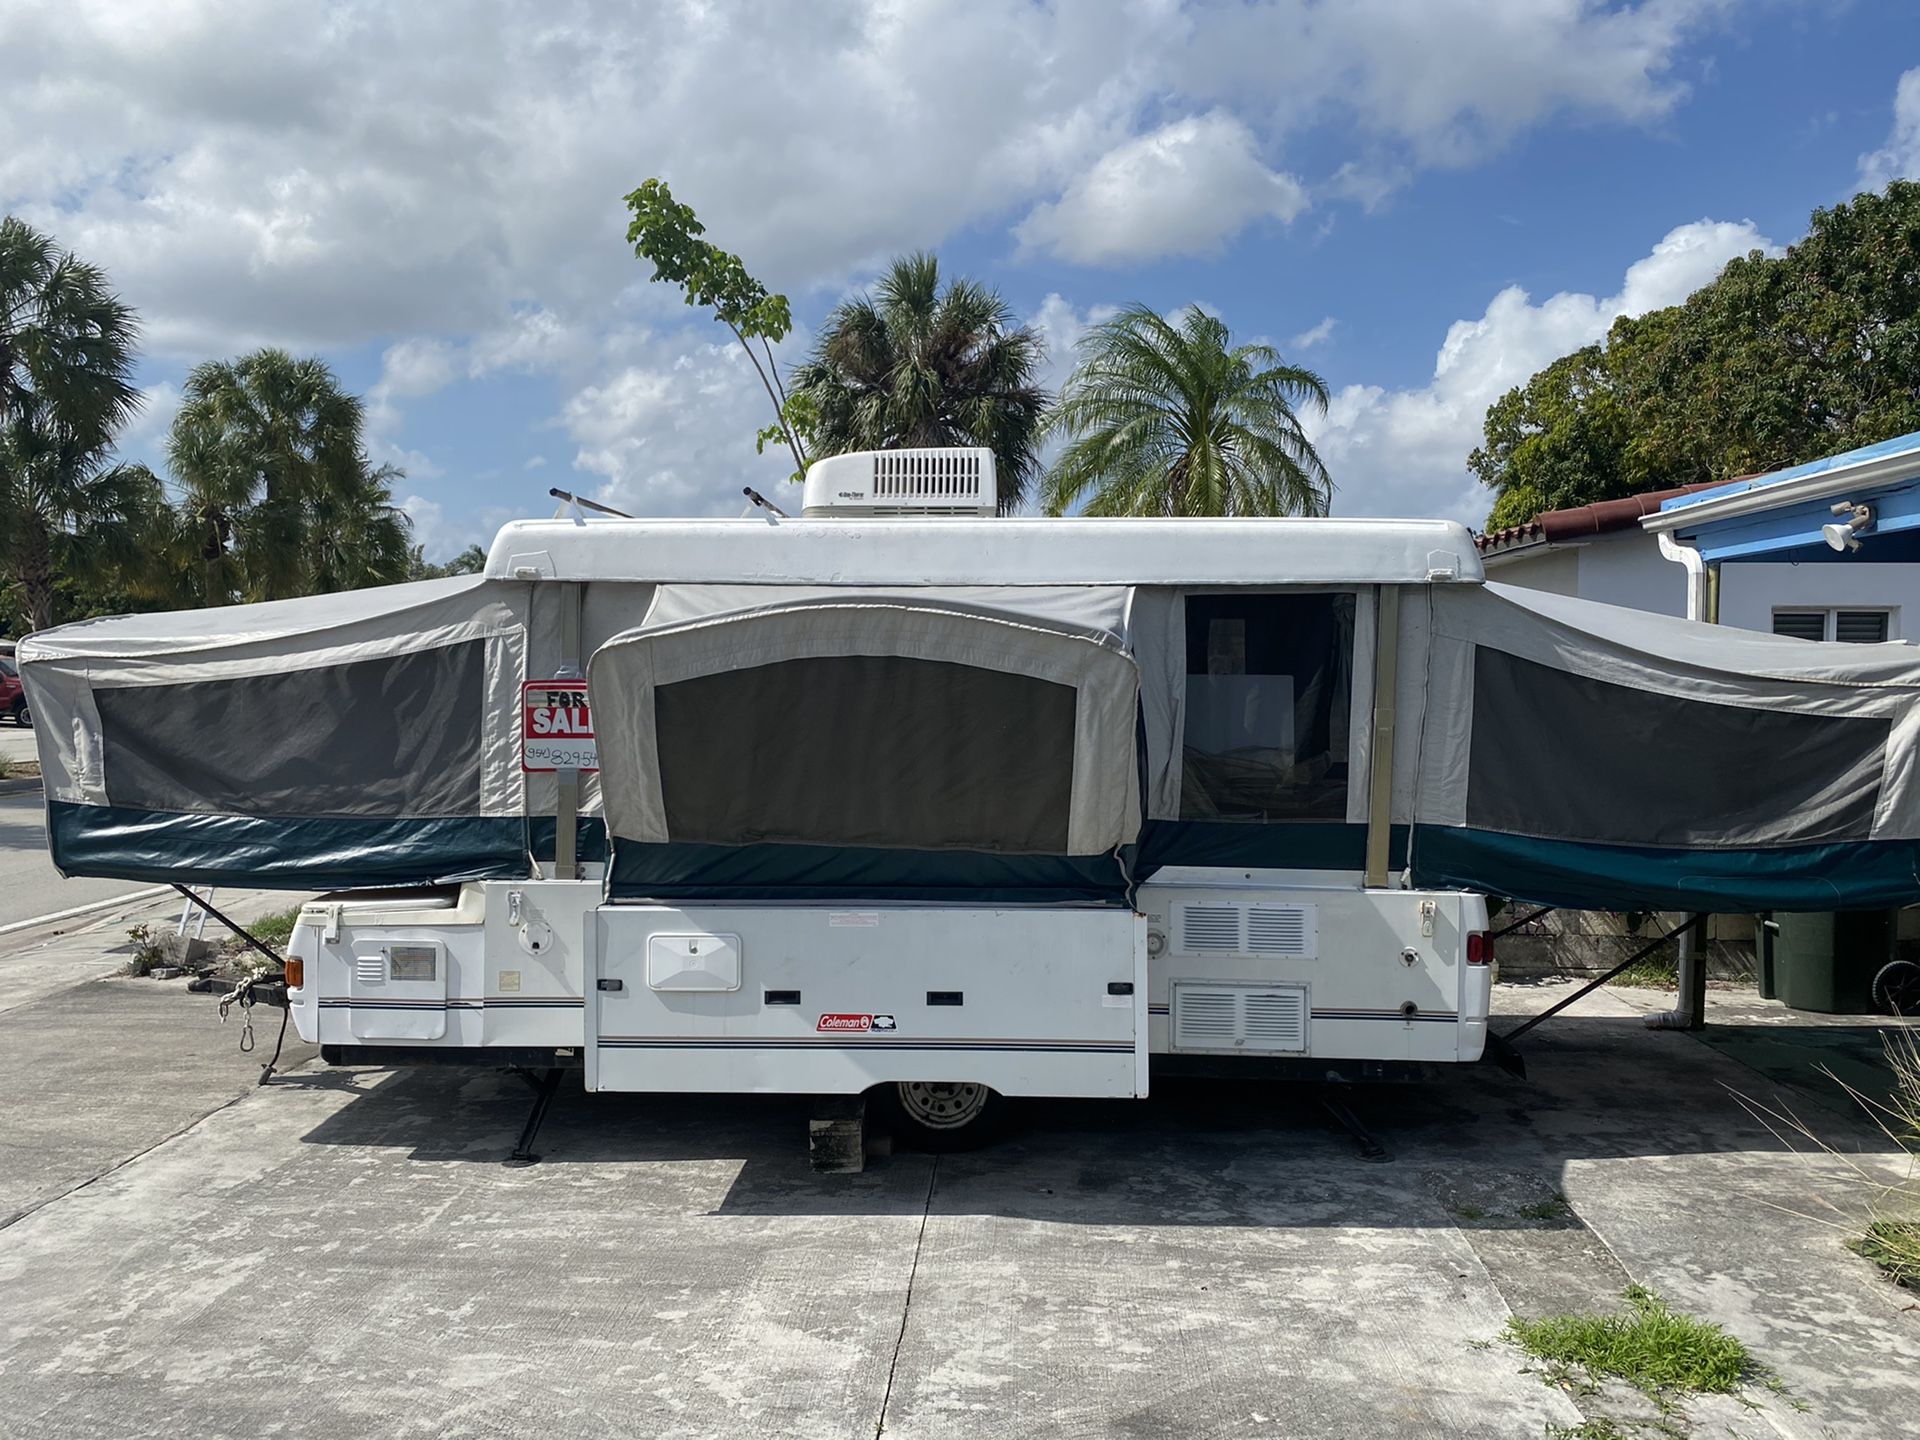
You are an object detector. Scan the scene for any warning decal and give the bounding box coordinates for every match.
[522,681,598,773]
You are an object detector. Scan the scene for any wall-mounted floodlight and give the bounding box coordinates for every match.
[1823,500,1875,553]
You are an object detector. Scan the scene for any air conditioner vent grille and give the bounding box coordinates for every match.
[872,449,984,498]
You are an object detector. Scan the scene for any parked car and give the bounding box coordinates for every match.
[0,658,29,727]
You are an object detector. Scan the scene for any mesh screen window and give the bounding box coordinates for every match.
[1180,593,1355,822]
[654,655,1078,852]
[1466,647,1889,846]
[96,641,486,818]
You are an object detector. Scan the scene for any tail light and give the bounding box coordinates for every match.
[284,956,305,990]
[1466,931,1494,966]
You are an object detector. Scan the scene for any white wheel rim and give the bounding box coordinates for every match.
[897,1081,989,1130]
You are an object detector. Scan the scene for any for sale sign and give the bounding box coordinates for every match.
[522,681,598,773]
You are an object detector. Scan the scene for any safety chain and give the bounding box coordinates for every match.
[218,979,257,1054]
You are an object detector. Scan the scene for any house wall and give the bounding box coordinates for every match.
[1718,562,1916,640]
[1487,531,1920,639]
[1480,546,1580,596]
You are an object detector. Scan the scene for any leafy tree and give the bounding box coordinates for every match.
[1041,304,1331,517]
[168,349,413,603]
[0,217,154,633]
[1474,181,1920,527]
[624,179,809,474]
[789,253,1049,512]
[411,542,487,580]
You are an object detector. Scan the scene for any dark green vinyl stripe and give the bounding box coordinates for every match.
[1135,820,1406,875]
[1410,824,1920,913]
[46,802,527,890]
[609,839,1129,904]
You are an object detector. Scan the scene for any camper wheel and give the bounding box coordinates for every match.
[883,1080,1004,1152]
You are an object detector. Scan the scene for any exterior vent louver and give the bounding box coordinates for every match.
[1176,902,1317,958]
[1172,984,1309,1054]
[1179,905,1242,951]
[354,955,385,985]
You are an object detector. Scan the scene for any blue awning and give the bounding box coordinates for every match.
[1652,430,1920,564]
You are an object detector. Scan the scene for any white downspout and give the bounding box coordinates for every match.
[1658,529,1707,622]
[1650,529,1708,1030]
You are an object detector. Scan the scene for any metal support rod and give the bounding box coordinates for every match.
[547,487,632,518]
[170,884,283,970]
[503,1067,567,1167]
[1489,905,1555,943]
[554,583,583,881]
[1363,584,1402,889]
[1500,913,1699,1045]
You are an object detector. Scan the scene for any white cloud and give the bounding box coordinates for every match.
[559,332,793,517]
[376,338,459,399]
[0,0,1743,536]
[1018,111,1308,265]
[1290,316,1337,351]
[1309,218,1773,525]
[0,0,1736,359]
[112,380,181,469]
[1859,66,1920,190]
[1028,292,1120,397]
[399,494,471,562]
[1178,0,1730,168]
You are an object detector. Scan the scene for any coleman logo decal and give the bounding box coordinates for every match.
[817,1013,897,1033]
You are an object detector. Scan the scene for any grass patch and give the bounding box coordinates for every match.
[1518,1195,1572,1222]
[245,904,306,951]
[1612,948,1680,989]
[1544,1421,1684,1440]
[1851,1219,1920,1291]
[1505,1286,1756,1400]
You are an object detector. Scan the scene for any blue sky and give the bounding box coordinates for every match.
[5,1,1919,558]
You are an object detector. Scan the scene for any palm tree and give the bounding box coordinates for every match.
[0,218,150,632]
[1,427,172,632]
[1041,305,1333,517]
[789,253,1048,512]
[168,349,414,602]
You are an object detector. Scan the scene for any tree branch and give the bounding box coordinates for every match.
[724,319,807,475]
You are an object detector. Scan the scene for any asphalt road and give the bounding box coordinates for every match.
[0,790,155,931]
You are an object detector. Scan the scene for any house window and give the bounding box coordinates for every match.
[1771,609,1895,643]
[1180,592,1355,822]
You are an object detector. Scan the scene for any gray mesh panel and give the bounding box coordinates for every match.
[654,655,1076,851]
[1466,648,1889,846]
[96,641,485,818]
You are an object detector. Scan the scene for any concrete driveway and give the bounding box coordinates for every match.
[0,957,1915,1439]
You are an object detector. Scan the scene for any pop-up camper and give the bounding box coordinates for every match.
[20,447,1920,1149]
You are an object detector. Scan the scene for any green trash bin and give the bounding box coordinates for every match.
[1772,910,1893,1014]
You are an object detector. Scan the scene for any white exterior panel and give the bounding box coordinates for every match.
[588,905,1146,1098]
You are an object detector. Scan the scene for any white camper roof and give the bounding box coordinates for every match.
[483,516,1485,587]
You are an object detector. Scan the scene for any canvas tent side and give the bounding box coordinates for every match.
[588,584,1145,902]
[1403,581,1920,911]
[19,576,534,889]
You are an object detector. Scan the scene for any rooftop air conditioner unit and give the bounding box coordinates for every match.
[800,447,998,518]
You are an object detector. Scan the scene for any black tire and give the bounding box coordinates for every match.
[1872,959,1920,1017]
[880,1080,1005,1152]
[8,700,25,729]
